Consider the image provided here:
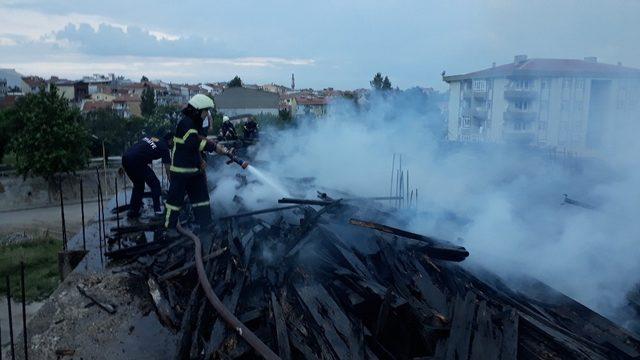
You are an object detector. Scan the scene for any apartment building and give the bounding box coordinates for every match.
[443,55,640,154]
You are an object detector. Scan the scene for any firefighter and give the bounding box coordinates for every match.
[219,116,237,140]
[165,94,232,236]
[122,132,172,218]
[243,117,259,141]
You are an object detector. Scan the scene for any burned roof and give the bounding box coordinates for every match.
[104,182,640,359]
[443,58,640,82]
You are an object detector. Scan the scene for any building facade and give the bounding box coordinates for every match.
[214,87,280,117]
[443,56,640,155]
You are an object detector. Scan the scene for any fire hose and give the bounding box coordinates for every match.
[176,222,280,360]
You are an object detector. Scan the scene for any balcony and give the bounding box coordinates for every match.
[503,109,537,123]
[504,88,537,100]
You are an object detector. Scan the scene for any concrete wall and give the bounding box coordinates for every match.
[0,168,128,212]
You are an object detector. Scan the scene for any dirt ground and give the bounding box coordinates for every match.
[1,268,177,359]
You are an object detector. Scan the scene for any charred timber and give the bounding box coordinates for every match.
[349,218,469,262]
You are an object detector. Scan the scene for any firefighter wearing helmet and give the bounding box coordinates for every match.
[164,94,232,237]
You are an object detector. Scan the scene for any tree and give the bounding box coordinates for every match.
[8,85,89,182]
[370,73,383,90]
[0,110,15,162]
[382,76,392,90]
[141,75,149,82]
[84,108,128,157]
[228,76,243,88]
[144,104,181,137]
[141,86,156,117]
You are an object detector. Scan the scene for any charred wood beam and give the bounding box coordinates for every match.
[77,284,117,314]
[158,247,228,282]
[176,223,280,360]
[104,239,172,259]
[218,205,301,220]
[110,221,163,234]
[271,291,292,360]
[349,218,469,262]
[563,194,597,210]
[278,198,335,206]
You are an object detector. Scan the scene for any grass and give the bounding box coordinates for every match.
[0,236,61,302]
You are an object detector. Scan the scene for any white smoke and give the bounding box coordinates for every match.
[207,90,640,323]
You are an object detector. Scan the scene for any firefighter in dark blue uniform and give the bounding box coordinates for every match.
[165,94,233,235]
[122,133,172,218]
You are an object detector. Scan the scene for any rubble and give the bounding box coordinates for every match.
[105,189,640,359]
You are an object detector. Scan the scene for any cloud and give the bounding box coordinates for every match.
[53,22,237,58]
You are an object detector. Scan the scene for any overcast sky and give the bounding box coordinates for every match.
[1,0,639,90]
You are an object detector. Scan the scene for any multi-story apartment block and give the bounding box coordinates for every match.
[443,55,640,155]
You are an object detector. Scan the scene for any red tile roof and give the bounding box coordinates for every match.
[82,101,113,112]
[444,58,640,82]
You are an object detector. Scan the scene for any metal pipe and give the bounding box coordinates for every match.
[80,178,86,251]
[176,223,280,360]
[96,169,104,265]
[6,276,15,360]
[389,153,396,206]
[58,179,67,251]
[115,177,120,230]
[20,262,28,360]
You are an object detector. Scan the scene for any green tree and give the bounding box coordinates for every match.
[141,86,157,117]
[141,75,149,82]
[8,85,89,182]
[144,104,181,137]
[228,76,243,88]
[370,73,384,90]
[382,76,392,90]
[0,110,15,162]
[84,108,128,156]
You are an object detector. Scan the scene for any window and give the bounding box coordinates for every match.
[562,78,573,89]
[541,79,549,89]
[576,79,585,89]
[472,80,486,92]
[462,115,471,128]
[514,121,527,130]
[515,100,529,110]
[561,100,570,111]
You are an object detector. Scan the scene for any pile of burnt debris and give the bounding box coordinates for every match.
[105,190,640,360]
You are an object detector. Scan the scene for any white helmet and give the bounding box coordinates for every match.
[223,115,229,122]
[188,94,214,110]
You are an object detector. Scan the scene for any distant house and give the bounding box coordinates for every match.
[296,96,330,117]
[0,78,6,98]
[0,69,28,93]
[214,87,280,116]
[113,95,142,118]
[22,76,45,93]
[81,100,113,113]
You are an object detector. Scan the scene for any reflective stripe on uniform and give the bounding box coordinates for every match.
[192,201,210,207]
[164,203,181,228]
[165,203,181,211]
[199,139,207,151]
[173,129,199,144]
[169,165,199,173]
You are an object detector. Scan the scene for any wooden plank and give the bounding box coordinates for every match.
[469,301,501,360]
[497,307,518,360]
[271,291,292,360]
[443,292,477,360]
[294,282,354,359]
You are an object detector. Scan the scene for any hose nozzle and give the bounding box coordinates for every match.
[225,154,250,169]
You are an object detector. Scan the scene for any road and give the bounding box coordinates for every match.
[0,200,100,238]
